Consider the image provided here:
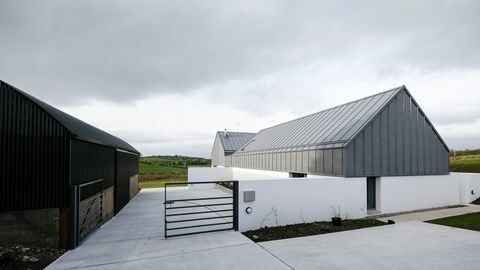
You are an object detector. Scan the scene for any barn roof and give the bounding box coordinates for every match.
[2,80,139,154]
[236,86,443,154]
[217,131,256,152]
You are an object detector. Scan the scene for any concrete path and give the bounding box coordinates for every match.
[47,188,290,270]
[378,204,480,223]
[260,221,480,270]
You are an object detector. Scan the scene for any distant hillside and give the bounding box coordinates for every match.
[450,149,480,157]
[141,155,210,166]
[138,155,211,188]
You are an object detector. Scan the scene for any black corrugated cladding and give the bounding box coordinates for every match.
[70,139,116,187]
[115,151,139,214]
[1,82,70,211]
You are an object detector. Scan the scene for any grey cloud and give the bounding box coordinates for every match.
[1,0,479,105]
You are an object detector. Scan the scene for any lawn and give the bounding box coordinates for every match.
[450,154,480,173]
[427,212,480,232]
[138,155,210,189]
[242,219,387,242]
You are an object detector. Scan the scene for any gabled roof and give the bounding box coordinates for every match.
[2,80,139,154]
[217,131,256,152]
[237,86,404,153]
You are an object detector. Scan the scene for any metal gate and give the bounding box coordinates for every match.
[164,181,238,239]
[71,179,104,248]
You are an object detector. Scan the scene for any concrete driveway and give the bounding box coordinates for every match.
[260,221,480,270]
[48,188,480,269]
[47,188,289,270]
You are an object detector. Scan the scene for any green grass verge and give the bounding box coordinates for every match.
[242,219,387,242]
[427,212,480,232]
[450,154,480,173]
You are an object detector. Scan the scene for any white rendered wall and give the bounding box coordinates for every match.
[188,167,233,182]
[232,168,290,180]
[454,172,480,204]
[238,177,366,232]
[378,175,460,214]
[187,167,233,189]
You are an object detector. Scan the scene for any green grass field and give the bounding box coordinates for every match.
[427,212,480,232]
[139,155,210,189]
[450,154,480,173]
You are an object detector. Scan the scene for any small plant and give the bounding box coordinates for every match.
[330,205,342,226]
[330,205,341,218]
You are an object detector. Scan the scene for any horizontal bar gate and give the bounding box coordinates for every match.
[164,181,238,239]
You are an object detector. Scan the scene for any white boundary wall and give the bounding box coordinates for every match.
[237,177,366,232]
[188,168,480,231]
[187,167,232,189]
[455,172,480,204]
[378,175,459,214]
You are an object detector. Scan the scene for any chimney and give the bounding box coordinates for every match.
[224,129,228,137]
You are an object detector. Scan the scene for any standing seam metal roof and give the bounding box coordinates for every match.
[3,81,139,154]
[236,86,403,153]
[217,131,256,152]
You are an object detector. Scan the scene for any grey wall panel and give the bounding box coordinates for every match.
[270,153,274,171]
[285,152,291,171]
[364,125,373,175]
[346,147,354,176]
[354,133,364,176]
[316,150,324,174]
[302,151,309,172]
[332,149,343,175]
[297,152,303,172]
[345,89,449,177]
[388,102,396,175]
[372,117,381,175]
[396,92,404,174]
[272,153,277,171]
[324,149,333,175]
[290,152,296,172]
[418,113,425,174]
[380,109,389,175]
[308,150,316,173]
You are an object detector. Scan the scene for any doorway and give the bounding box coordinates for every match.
[367,177,376,211]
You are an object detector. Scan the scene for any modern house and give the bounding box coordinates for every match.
[188,85,480,232]
[0,80,140,249]
[211,131,255,167]
[231,86,449,177]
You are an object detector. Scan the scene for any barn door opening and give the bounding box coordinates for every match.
[367,177,376,211]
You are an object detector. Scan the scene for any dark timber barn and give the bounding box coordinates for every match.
[0,81,140,249]
[231,86,449,177]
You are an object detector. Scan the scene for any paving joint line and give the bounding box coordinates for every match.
[256,243,295,270]
[57,242,253,269]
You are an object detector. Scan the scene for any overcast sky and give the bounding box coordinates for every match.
[1,1,479,157]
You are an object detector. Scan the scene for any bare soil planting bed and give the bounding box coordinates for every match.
[0,245,65,270]
[243,219,388,242]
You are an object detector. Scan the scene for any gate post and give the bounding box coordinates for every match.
[233,181,239,231]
